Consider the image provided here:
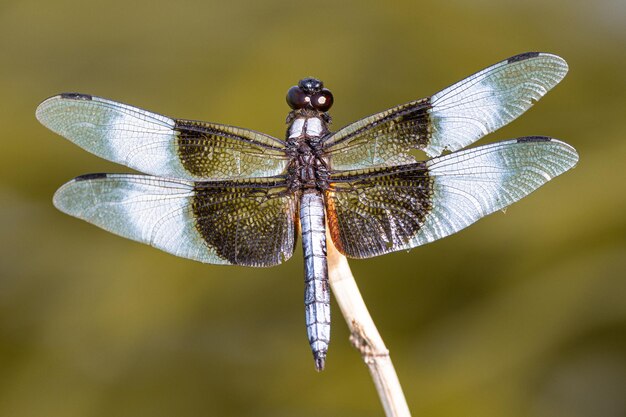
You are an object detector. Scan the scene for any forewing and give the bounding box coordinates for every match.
[326,137,578,258]
[37,94,289,180]
[324,52,568,170]
[53,174,297,266]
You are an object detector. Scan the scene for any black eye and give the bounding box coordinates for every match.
[311,88,333,112]
[286,86,309,110]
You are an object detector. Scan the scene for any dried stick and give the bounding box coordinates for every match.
[326,231,411,417]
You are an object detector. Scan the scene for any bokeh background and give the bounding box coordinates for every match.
[1,0,625,416]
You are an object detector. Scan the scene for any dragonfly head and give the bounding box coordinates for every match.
[286,77,334,112]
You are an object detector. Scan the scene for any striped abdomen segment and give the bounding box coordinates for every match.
[300,190,330,371]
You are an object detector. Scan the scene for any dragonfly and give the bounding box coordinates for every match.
[37,52,578,371]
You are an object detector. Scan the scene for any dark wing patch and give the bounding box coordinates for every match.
[192,179,298,266]
[326,163,433,258]
[323,98,433,171]
[53,174,298,267]
[175,119,289,179]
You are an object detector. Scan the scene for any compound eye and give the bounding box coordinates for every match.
[286,86,309,110]
[311,88,333,112]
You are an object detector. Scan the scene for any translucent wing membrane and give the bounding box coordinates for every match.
[54,174,297,266]
[324,53,568,170]
[37,94,289,180]
[326,137,578,258]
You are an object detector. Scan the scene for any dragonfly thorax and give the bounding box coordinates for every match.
[286,115,330,191]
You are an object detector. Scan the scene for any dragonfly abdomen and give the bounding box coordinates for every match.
[300,190,331,371]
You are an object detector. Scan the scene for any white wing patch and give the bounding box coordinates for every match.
[53,175,231,264]
[36,94,189,177]
[425,53,568,156]
[414,138,579,246]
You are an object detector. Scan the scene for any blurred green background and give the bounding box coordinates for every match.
[1,0,625,416]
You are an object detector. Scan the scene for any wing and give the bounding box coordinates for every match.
[53,174,298,266]
[37,93,289,180]
[323,52,568,170]
[325,137,578,258]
